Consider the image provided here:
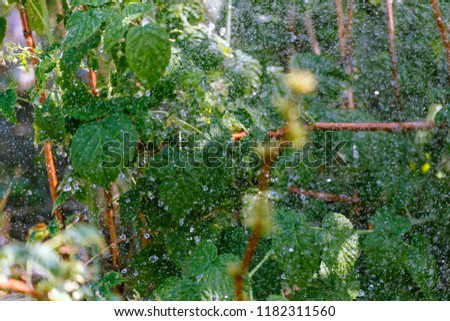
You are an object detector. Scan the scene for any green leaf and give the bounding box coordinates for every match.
[182,242,241,300]
[165,219,222,269]
[70,114,138,188]
[91,271,126,299]
[154,277,205,301]
[272,207,320,286]
[201,253,240,300]
[25,0,45,35]
[0,16,6,44]
[371,208,411,236]
[406,234,438,300]
[125,23,171,89]
[63,11,101,50]
[103,14,127,50]
[34,97,66,141]
[0,89,17,124]
[317,213,359,279]
[118,189,141,222]
[182,241,217,278]
[122,3,154,21]
[70,0,113,7]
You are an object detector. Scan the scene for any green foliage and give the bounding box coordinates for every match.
[63,11,102,50]
[125,23,171,89]
[0,89,17,124]
[70,114,138,188]
[34,96,66,141]
[0,16,6,44]
[1,0,448,302]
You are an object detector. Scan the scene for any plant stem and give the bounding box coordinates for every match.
[335,0,347,62]
[385,0,402,119]
[303,10,321,56]
[18,3,65,229]
[335,0,355,111]
[289,187,361,204]
[226,0,232,46]
[104,189,120,272]
[248,249,274,279]
[38,0,54,43]
[0,279,48,300]
[430,0,450,76]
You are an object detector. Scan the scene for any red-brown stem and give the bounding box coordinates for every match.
[18,4,65,229]
[335,0,355,111]
[385,0,402,118]
[335,0,347,62]
[235,135,285,300]
[82,4,120,270]
[289,187,361,204]
[344,0,355,111]
[0,279,48,300]
[88,69,100,96]
[265,122,440,139]
[430,0,450,76]
[307,121,439,131]
[235,230,261,301]
[303,10,321,56]
[139,211,149,248]
[232,121,442,141]
[104,189,120,272]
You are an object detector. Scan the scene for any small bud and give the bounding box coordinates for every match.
[284,70,317,94]
[286,122,308,149]
[245,196,273,236]
[421,162,431,174]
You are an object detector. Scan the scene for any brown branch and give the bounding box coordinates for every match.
[18,3,65,229]
[335,0,355,111]
[303,10,321,56]
[344,0,355,111]
[234,230,261,301]
[307,121,440,131]
[289,186,361,204]
[430,0,450,76]
[104,189,120,272]
[235,134,286,300]
[335,0,347,62]
[233,121,443,140]
[139,211,149,248]
[82,4,120,271]
[385,0,402,118]
[0,279,48,300]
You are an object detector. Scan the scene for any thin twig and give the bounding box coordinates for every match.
[430,0,450,76]
[248,249,274,279]
[335,0,347,62]
[344,0,355,111]
[289,186,361,204]
[226,0,232,46]
[104,189,120,272]
[18,3,65,229]
[335,0,355,110]
[385,0,402,118]
[303,10,321,56]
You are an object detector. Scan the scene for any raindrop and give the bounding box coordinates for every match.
[280,274,286,280]
[144,233,150,239]
[149,255,159,263]
[288,248,294,253]
[121,269,127,274]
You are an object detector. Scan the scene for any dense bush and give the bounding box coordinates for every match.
[0,0,448,300]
